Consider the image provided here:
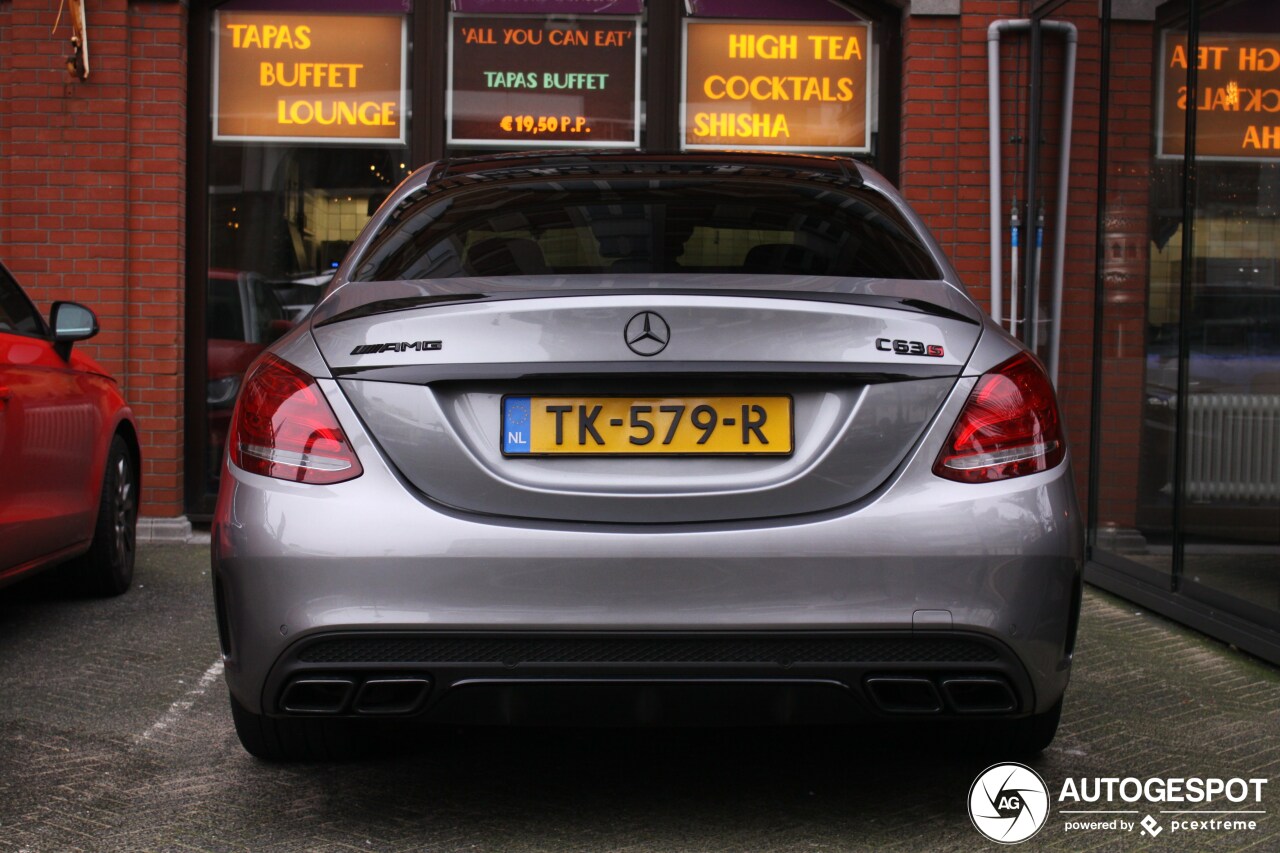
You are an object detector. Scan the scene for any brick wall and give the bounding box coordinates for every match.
[0,0,188,518]
[900,0,1104,508]
[0,0,1157,526]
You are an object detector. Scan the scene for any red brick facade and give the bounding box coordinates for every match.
[0,0,188,518]
[0,1,1141,521]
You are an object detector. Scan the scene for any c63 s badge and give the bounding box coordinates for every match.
[877,337,944,357]
[350,340,442,355]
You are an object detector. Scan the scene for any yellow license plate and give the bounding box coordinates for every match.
[502,396,793,456]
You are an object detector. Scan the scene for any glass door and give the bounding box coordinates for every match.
[1177,0,1280,625]
[1090,1,1183,586]
[1090,0,1280,634]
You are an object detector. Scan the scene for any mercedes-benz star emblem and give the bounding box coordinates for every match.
[624,311,670,357]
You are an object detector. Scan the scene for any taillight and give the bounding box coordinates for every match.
[228,353,363,485]
[933,352,1065,483]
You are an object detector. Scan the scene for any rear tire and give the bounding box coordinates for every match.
[229,693,368,761]
[69,434,137,597]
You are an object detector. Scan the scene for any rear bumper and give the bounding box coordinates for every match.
[253,629,1037,725]
[212,451,1084,718]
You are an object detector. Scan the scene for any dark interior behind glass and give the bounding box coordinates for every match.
[355,179,941,282]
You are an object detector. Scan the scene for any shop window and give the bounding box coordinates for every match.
[681,2,874,154]
[446,6,643,151]
[191,0,902,513]
[200,1,412,504]
[1091,0,1280,639]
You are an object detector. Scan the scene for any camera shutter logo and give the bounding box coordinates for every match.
[969,763,1051,844]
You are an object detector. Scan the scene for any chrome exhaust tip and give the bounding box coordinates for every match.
[864,676,943,714]
[353,677,431,715]
[940,676,1017,713]
[279,677,356,714]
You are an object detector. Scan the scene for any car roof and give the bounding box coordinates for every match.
[418,150,867,188]
[373,151,884,233]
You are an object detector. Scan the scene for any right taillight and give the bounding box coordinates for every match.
[933,352,1065,483]
[228,353,363,485]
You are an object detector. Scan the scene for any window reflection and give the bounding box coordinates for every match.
[204,145,410,497]
[1092,0,1280,628]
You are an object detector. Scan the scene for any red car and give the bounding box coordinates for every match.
[0,261,141,595]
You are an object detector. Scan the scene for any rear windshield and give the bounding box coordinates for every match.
[353,177,941,282]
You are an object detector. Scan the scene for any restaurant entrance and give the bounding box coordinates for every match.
[186,0,903,514]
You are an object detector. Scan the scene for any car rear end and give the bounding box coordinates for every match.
[212,153,1082,758]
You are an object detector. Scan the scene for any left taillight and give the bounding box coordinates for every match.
[228,353,363,485]
[933,351,1066,483]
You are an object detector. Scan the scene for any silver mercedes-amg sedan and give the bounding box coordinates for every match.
[212,152,1082,761]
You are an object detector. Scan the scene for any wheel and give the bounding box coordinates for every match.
[70,434,138,597]
[229,692,368,761]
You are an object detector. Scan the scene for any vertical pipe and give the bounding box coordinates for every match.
[1023,20,1044,351]
[989,17,1075,364]
[1010,197,1021,334]
[1048,25,1078,385]
[1032,201,1045,350]
[987,24,1008,326]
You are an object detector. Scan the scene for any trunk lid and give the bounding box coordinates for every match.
[312,277,981,523]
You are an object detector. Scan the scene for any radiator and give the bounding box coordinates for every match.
[1185,394,1280,502]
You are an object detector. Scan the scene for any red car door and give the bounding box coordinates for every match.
[0,273,99,578]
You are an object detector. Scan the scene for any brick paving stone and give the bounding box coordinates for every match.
[0,544,1277,852]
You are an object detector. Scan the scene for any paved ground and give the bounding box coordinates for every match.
[0,543,1277,852]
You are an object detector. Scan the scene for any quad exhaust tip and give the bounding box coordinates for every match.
[864,676,943,714]
[280,677,357,714]
[940,676,1017,713]
[864,674,1017,715]
[353,677,431,715]
[279,675,432,716]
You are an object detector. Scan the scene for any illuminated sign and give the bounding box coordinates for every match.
[448,15,641,148]
[213,12,407,145]
[1159,31,1280,160]
[682,20,872,153]
[453,1,644,12]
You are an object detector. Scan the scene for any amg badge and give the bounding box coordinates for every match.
[350,340,443,355]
